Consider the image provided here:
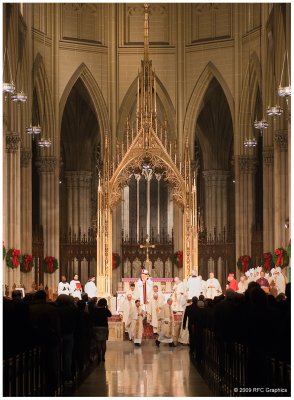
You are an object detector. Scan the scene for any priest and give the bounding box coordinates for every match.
[147,292,164,334]
[172,277,186,311]
[226,273,238,291]
[135,269,153,308]
[237,275,248,294]
[206,272,222,299]
[119,292,135,340]
[256,271,270,289]
[186,271,202,299]
[130,299,146,346]
[156,297,175,347]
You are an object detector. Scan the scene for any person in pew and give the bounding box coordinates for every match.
[182,296,198,355]
[90,298,112,362]
[130,299,146,346]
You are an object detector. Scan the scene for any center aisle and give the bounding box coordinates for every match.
[74,341,211,397]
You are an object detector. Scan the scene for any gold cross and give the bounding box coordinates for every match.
[140,236,155,263]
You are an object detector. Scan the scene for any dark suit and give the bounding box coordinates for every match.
[183,303,198,354]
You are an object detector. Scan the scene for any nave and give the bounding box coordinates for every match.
[73,341,211,397]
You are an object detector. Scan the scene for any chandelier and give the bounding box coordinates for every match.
[254,119,269,130]
[38,138,51,148]
[26,124,41,135]
[266,105,283,117]
[244,137,257,147]
[278,51,291,101]
[11,90,28,103]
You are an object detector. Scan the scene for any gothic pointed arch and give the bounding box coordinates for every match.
[117,74,176,141]
[183,62,234,158]
[59,63,110,148]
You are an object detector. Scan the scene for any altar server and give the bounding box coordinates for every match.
[84,276,97,299]
[58,275,70,296]
[69,273,82,300]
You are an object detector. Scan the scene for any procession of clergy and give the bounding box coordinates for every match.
[58,265,287,347]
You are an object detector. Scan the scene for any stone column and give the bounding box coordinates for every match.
[235,156,257,259]
[167,186,173,237]
[122,186,129,238]
[20,149,33,290]
[274,130,288,248]
[262,146,274,251]
[202,170,230,237]
[37,156,59,292]
[5,133,21,291]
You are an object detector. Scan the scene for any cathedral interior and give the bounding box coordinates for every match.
[3,3,291,294]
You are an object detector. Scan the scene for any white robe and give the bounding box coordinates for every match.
[136,278,153,307]
[157,303,174,343]
[186,276,202,299]
[130,306,146,344]
[69,279,82,300]
[172,281,186,311]
[147,296,164,333]
[120,298,135,339]
[58,281,70,296]
[206,278,222,299]
[275,273,286,294]
[84,281,97,298]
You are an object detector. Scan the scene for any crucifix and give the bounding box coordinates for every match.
[140,235,155,270]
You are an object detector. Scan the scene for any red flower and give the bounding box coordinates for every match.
[12,249,21,267]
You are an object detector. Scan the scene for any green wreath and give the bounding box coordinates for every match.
[272,247,289,269]
[112,253,121,269]
[6,248,22,269]
[20,254,34,273]
[3,242,6,260]
[42,256,59,273]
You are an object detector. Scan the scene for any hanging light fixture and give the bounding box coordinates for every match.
[266,104,283,116]
[38,12,51,148]
[26,5,41,136]
[244,7,258,148]
[254,5,269,132]
[278,50,291,100]
[3,48,15,96]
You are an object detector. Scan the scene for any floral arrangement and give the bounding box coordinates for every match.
[237,255,253,273]
[173,250,183,268]
[272,247,289,269]
[20,254,34,273]
[3,241,6,260]
[260,252,274,272]
[42,256,58,273]
[112,253,121,269]
[6,248,22,269]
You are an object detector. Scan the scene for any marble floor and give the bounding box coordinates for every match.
[74,341,212,397]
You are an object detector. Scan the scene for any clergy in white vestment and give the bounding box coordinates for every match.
[273,267,286,294]
[130,300,146,345]
[186,271,202,299]
[128,282,139,300]
[120,293,135,340]
[69,274,82,300]
[84,276,97,299]
[237,275,248,294]
[172,277,186,311]
[206,272,222,299]
[148,284,165,303]
[156,298,175,346]
[58,275,70,296]
[147,292,164,333]
[135,269,153,308]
